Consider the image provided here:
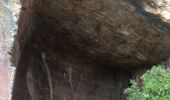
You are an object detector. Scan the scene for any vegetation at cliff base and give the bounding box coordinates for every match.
[124,65,170,100]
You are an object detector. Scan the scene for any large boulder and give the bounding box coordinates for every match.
[12,0,170,100]
[14,0,170,68]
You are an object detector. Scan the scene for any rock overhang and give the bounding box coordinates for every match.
[13,0,170,69]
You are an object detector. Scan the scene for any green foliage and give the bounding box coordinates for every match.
[124,65,170,100]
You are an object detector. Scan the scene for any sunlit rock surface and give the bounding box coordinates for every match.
[0,25,9,100]
[12,0,170,100]
[143,0,170,22]
[0,0,19,100]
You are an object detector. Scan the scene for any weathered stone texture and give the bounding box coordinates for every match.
[12,0,170,100]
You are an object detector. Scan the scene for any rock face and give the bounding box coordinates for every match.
[12,0,170,100]
[0,0,20,99]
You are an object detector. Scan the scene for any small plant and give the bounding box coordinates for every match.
[124,65,170,100]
